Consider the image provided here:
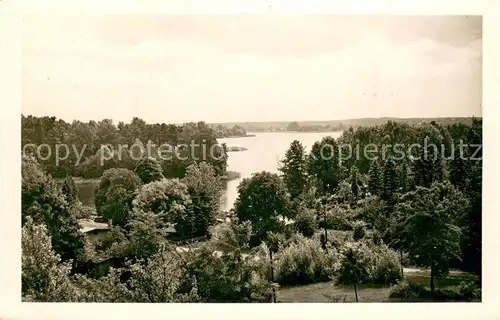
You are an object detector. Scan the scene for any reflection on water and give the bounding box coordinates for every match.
[76,132,343,211]
[77,183,97,207]
[218,131,342,211]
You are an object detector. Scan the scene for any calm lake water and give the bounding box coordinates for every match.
[76,132,343,211]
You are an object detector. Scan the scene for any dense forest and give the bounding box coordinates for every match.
[21,116,482,302]
[21,115,228,179]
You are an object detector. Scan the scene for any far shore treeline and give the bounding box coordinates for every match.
[21,116,229,179]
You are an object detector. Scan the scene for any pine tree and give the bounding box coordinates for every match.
[350,166,360,199]
[382,158,399,202]
[412,141,436,188]
[368,159,383,196]
[279,140,308,199]
[400,161,408,193]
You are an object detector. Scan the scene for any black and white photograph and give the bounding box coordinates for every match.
[2,5,491,311]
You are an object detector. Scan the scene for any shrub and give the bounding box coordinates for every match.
[369,243,402,285]
[352,221,367,241]
[294,209,317,237]
[275,235,340,285]
[70,202,96,219]
[458,281,481,301]
[335,241,402,286]
[389,280,427,300]
[319,205,353,231]
[181,248,274,302]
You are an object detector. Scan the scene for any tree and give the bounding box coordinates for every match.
[234,171,290,242]
[307,136,340,194]
[294,207,317,237]
[396,182,469,292]
[126,245,199,302]
[134,157,165,184]
[61,175,78,204]
[449,145,468,191]
[94,168,142,226]
[123,210,168,261]
[265,231,284,303]
[212,218,253,250]
[132,178,192,232]
[368,159,383,196]
[22,217,77,301]
[22,155,85,262]
[412,140,445,188]
[350,166,360,199]
[355,195,386,231]
[279,140,308,199]
[382,158,399,202]
[287,121,301,131]
[337,242,371,302]
[182,162,223,237]
[400,161,409,192]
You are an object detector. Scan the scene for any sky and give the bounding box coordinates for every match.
[22,15,482,124]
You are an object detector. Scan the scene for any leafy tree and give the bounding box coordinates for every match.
[134,157,165,184]
[279,140,308,199]
[355,195,386,231]
[337,242,370,302]
[307,136,340,194]
[294,207,317,237]
[182,162,223,238]
[94,168,142,226]
[126,246,199,302]
[132,178,192,232]
[22,155,85,262]
[234,171,291,242]
[368,159,383,196]
[123,210,167,261]
[22,217,77,301]
[449,145,468,191]
[395,182,470,292]
[212,218,253,250]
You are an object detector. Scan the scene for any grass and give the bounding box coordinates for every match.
[277,268,479,303]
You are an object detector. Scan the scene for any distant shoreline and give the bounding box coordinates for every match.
[217,134,256,139]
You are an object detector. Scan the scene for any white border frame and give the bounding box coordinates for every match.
[1,1,498,319]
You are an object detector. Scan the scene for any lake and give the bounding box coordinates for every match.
[76,131,343,211]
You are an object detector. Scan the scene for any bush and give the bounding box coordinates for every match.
[369,243,402,285]
[181,248,274,302]
[275,235,340,285]
[458,281,481,301]
[389,280,480,302]
[389,280,427,300]
[352,221,367,241]
[335,241,402,286]
[294,209,317,237]
[70,202,96,219]
[319,205,353,231]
